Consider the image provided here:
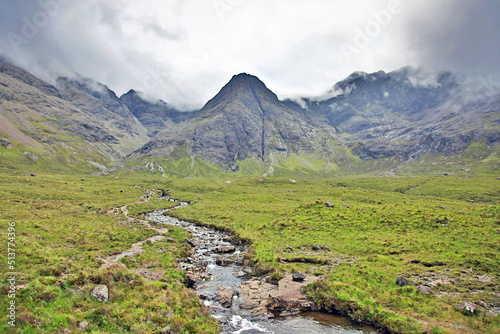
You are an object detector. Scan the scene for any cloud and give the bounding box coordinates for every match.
[0,0,498,109]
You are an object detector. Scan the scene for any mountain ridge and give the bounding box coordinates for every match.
[1,61,499,177]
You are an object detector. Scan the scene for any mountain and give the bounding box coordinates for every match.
[0,61,191,172]
[120,90,197,137]
[128,73,340,177]
[1,61,499,177]
[284,68,500,166]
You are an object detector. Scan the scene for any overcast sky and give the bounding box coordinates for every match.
[0,0,499,109]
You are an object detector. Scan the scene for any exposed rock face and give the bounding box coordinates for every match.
[91,285,109,303]
[120,89,196,137]
[286,68,500,162]
[133,73,337,172]
[238,274,320,317]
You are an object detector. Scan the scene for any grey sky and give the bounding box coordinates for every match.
[0,0,499,109]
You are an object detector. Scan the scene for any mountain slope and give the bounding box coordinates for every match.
[120,89,197,137]
[0,61,149,172]
[284,68,500,166]
[129,73,339,176]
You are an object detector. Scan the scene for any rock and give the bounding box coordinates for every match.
[396,277,415,287]
[417,285,433,294]
[1,138,13,149]
[78,321,89,331]
[184,238,196,247]
[325,202,334,208]
[216,287,234,308]
[30,173,36,177]
[312,245,320,251]
[288,179,296,183]
[90,285,108,303]
[292,271,307,282]
[342,204,350,208]
[216,257,236,266]
[287,246,294,251]
[185,274,197,288]
[213,246,235,253]
[224,181,232,184]
[166,237,175,243]
[456,301,477,314]
[159,326,173,334]
[322,245,330,250]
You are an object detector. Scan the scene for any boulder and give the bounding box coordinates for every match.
[216,287,234,308]
[396,277,415,287]
[292,271,307,282]
[456,301,477,314]
[78,321,89,331]
[325,202,334,208]
[417,285,433,294]
[90,285,108,303]
[216,257,236,266]
[1,138,13,149]
[213,246,235,253]
[342,204,350,208]
[312,245,320,251]
[185,274,197,288]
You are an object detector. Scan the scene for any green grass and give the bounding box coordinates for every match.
[163,175,500,333]
[1,167,499,333]
[0,172,219,333]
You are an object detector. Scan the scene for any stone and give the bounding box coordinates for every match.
[185,274,197,288]
[90,285,108,303]
[184,238,196,247]
[417,285,433,294]
[78,321,89,331]
[342,204,350,208]
[325,202,334,208]
[288,179,296,183]
[312,245,320,251]
[292,271,307,282]
[213,246,235,253]
[1,138,13,149]
[216,257,236,266]
[396,277,415,287]
[456,301,477,314]
[216,287,234,308]
[159,326,173,334]
[322,245,330,250]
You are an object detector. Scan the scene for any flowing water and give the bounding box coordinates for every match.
[146,205,377,334]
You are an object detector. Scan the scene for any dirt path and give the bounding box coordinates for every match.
[98,193,169,270]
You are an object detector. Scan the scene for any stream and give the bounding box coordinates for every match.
[145,204,377,334]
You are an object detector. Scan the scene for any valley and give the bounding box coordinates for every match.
[0,61,499,333]
[0,171,498,333]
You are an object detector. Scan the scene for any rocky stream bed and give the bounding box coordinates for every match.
[145,204,376,334]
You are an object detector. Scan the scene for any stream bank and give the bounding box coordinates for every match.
[145,205,377,333]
